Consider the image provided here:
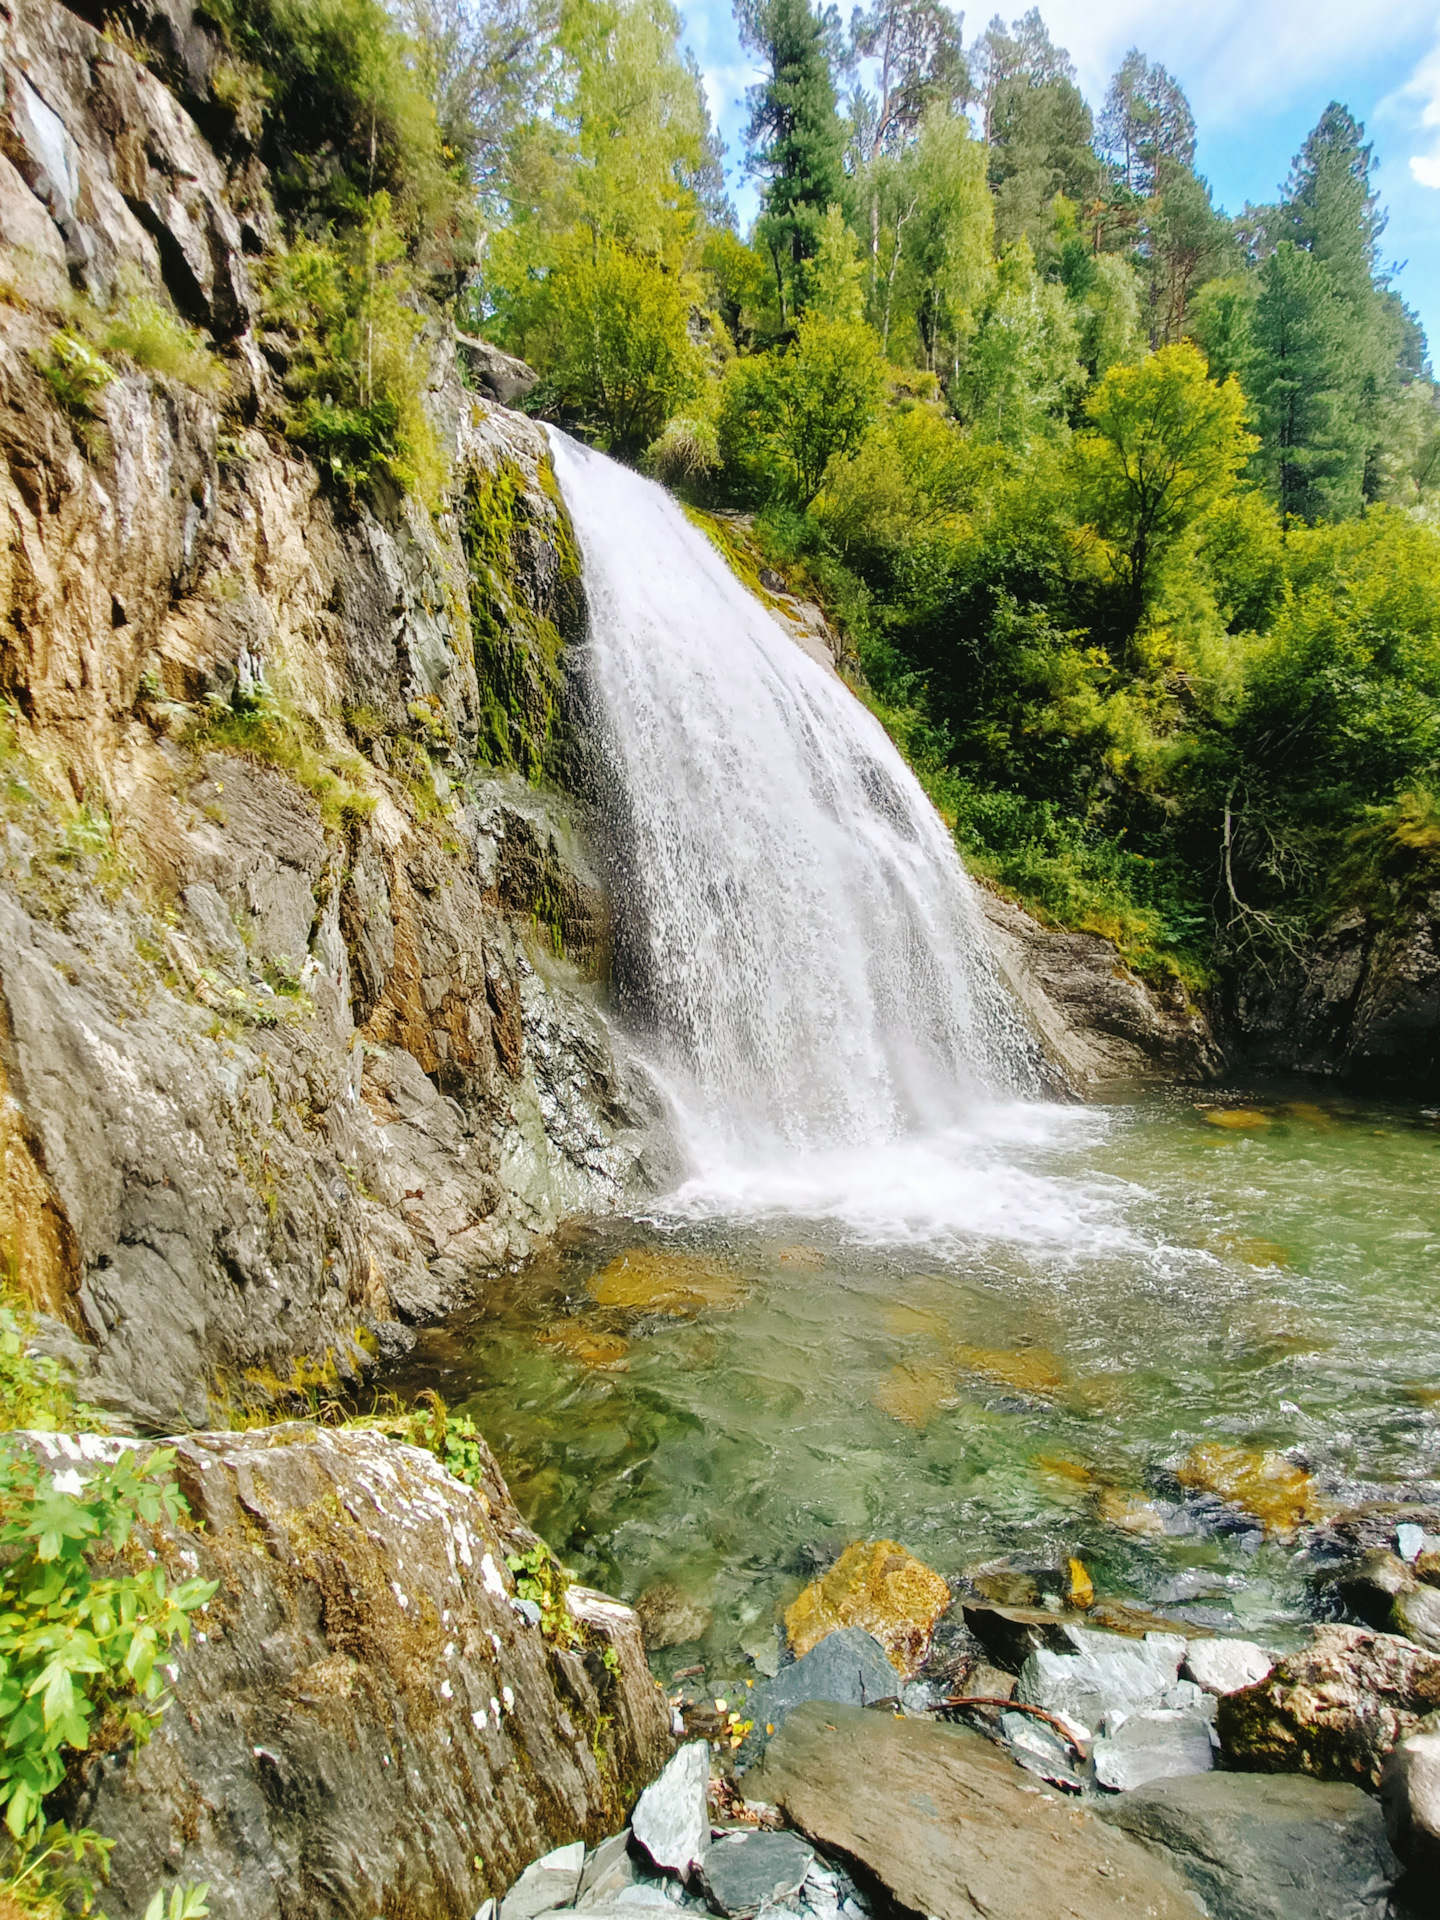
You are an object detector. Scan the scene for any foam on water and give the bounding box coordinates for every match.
[548,430,1042,1215]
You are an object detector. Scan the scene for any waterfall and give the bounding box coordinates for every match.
[548,432,1039,1166]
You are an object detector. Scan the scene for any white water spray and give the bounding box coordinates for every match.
[548,433,1040,1174]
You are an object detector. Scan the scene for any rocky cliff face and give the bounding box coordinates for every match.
[0,0,671,1429]
[1226,903,1440,1094]
[39,1423,672,1920]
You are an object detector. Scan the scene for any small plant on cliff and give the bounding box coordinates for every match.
[0,1445,217,1842]
[33,335,114,457]
[263,195,446,506]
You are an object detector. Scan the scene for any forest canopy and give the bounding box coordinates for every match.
[222,0,1440,987]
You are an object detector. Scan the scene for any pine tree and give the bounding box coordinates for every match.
[1250,240,1359,525]
[739,0,848,322]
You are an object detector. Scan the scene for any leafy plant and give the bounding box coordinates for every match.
[142,1885,210,1920]
[263,194,446,503]
[505,1542,581,1649]
[0,1444,217,1842]
[33,335,115,454]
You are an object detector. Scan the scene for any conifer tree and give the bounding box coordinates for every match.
[739,0,848,321]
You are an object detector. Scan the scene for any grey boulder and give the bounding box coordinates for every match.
[576,1832,638,1909]
[699,1831,814,1917]
[1182,1638,1274,1696]
[743,1626,899,1756]
[502,1843,586,1920]
[1098,1770,1399,1920]
[1381,1716,1440,1877]
[1091,1709,1215,1792]
[1015,1626,1186,1733]
[632,1742,710,1877]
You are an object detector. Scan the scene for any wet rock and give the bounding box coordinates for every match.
[1015,1626,1187,1733]
[950,1660,1016,1701]
[1380,1714,1440,1878]
[783,1540,949,1678]
[591,1250,747,1317]
[1182,1638,1275,1695]
[502,1842,586,1920]
[979,889,1222,1090]
[699,1831,814,1918]
[636,1585,713,1650]
[744,1626,899,1754]
[50,1425,670,1920]
[1217,1624,1440,1787]
[998,1710,1087,1791]
[743,1702,1199,1919]
[632,1743,710,1878]
[959,1602,1079,1672]
[1331,1550,1420,1631]
[1176,1443,1321,1536]
[1394,1584,1440,1654]
[577,1832,638,1909]
[1098,1771,1399,1920]
[1091,1709,1215,1792]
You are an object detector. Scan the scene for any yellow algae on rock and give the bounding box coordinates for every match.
[872,1363,952,1429]
[784,1539,950,1677]
[590,1248,747,1316]
[882,1304,952,1342]
[954,1344,1064,1397]
[1066,1558,1095,1609]
[1215,1234,1291,1268]
[1177,1442,1320,1534]
[1097,1487,1169,1536]
[537,1324,631,1369]
[1200,1108,1272,1130]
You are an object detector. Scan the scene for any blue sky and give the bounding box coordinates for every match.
[678,0,1440,355]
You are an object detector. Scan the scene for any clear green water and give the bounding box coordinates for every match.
[392,1087,1440,1680]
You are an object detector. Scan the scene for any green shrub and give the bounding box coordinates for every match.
[0,1442,216,1841]
[33,335,114,455]
[264,196,446,504]
[98,298,226,393]
[193,696,377,830]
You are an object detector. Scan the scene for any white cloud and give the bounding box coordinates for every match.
[1398,31,1440,187]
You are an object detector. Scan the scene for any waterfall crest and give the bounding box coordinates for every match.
[548,432,1039,1159]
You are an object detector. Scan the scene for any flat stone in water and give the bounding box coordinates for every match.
[632,1742,710,1876]
[699,1832,815,1917]
[1098,1770,1399,1920]
[743,1701,1200,1920]
[1091,1710,1215,1792]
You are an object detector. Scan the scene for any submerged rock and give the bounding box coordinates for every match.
[1098,1771,1399,1920]
[1176,1443,1321,1536]
[699,1832,814,1918]
[635,1585,713,1650]
[783,1540,949,1678]
[50,1425,670,1920]
[591,1250,747,1317]
[1217,1624,1440,1787]
[959,1602,1080,1672]
[742,1702,1199,1919]
[631,1742,710,1878]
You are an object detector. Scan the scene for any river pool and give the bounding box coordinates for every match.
[391,1084,1440,1680]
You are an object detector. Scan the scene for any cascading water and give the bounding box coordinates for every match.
[548,431,1042,1184]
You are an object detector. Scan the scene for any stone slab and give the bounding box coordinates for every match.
[577,1832,637,1910]
[742,1626,900,1758]
[699,1831,814,1917]
[1098,1770,1399,1920]
[1182,1638,1274,1696]
[632,1742,710,1876]
[1015,1626,1185,1733]
[501,1843,586,1920]
[1091,1710,1214,1792]
[742,1701,1200,1920]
